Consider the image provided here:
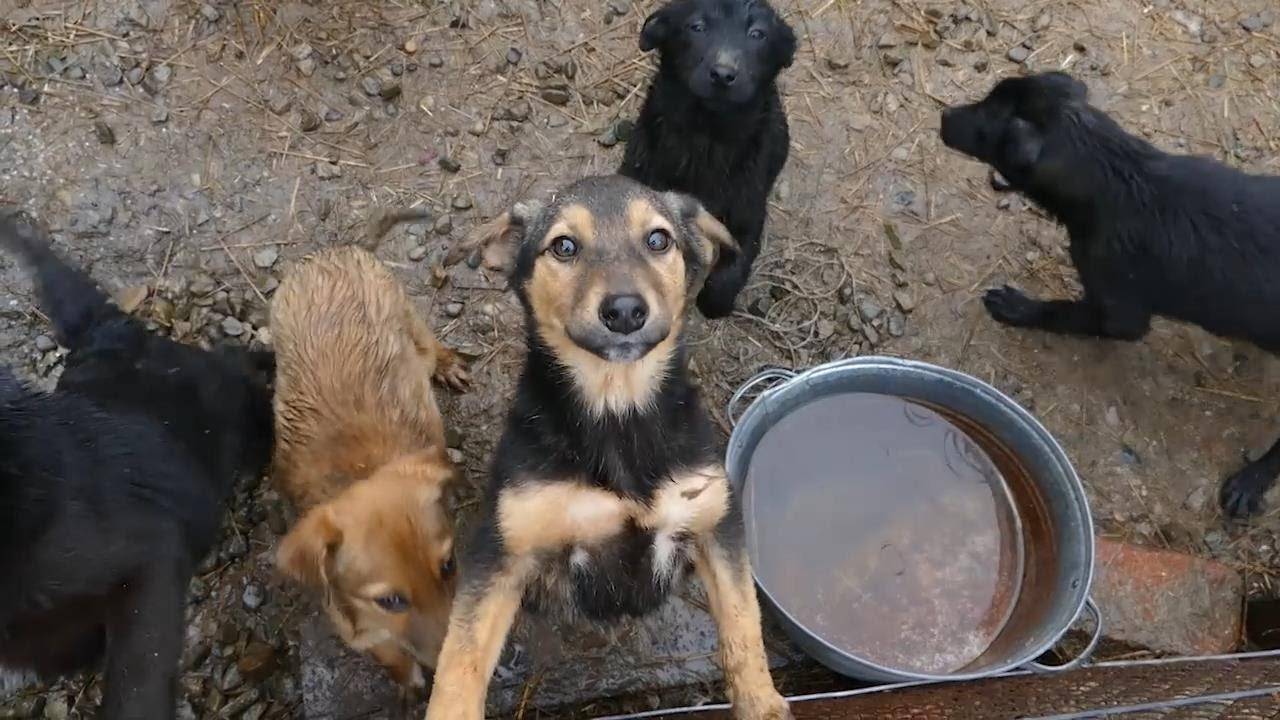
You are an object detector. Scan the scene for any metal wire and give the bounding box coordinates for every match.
[592,648,1280,720]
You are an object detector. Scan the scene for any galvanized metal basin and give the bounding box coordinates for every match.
[725,356,1098,683]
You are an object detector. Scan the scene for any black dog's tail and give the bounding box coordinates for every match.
[0,214,125,351]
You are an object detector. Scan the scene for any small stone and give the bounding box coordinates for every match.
[613,118,635,142]
[444,302,464,318]
[438,156,461,173]
[498,100,532,123]
[242,583,266,610]
[990,169,1013,191]
[379,82,402,102]
[1032,10,1052,31]
[446,448,465,465]
[1007,45,1031,63]
[125,66,145,85]
[237,643,278,683]
[94,120,116,145]
[825,55,851,71]
[222,317,245,337]
[492,146,510,165]
[887,312,906,337]
[1104,405,1120,427]
[541,85,572,106]
[43,694,69,720]
[18,87,39,105]
[66,64,86,80]
[428,54,445,68]
[849,113,873,132]
[598,128,619,147]
[468,120,486,136]
[997,196,1013,210]
[893,289,915,313]
[296,56,317,77]
[408,246,428,261]
[452,194,473,211]
[221,664,243,692]
[389,62,404,77]
[100,63,124,86]
[200,3,221,21]
[324,108,343,122]
[217,688,260,718]
[35,334,56,352]
[403,36,420,54]
[434,215,453,235]
[1208,73,1226,89]
[1248,53,1267,69]
[863,324,881,346]
[877,31,902,48]
[360,76,382,97]
[1240,13,1269,32]
[116,285,149,314]
[817,318,836,340]
[1185,485,1210,513]
[973,57,989,72]
[506,47,523,65]
[253,247,278,269]
[857,297,884,322]
[890,146,910,161]
[150,107,169,124]
[290,42,314,61]
[315,161,342,180]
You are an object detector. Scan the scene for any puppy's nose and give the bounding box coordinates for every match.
[599,294,649,335]
[709,64,737,87]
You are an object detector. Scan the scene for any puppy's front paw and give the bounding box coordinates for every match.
[983,285,1043,327]
[735,691,792,720]
[1220,459,1275,518]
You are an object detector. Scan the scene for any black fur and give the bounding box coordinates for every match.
[620,0,794,319]
[940,71,1280,518]
[0,216,273,718]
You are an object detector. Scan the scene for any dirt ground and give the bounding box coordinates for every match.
[2,0,1280,717]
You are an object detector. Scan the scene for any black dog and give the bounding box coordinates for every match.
[940,71,1280,518]
[0,216,273,718]
[429,176,789,720]
[620,0,795,319]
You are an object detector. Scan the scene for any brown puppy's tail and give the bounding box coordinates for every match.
[0,211,126,351]
[363,207,433,249]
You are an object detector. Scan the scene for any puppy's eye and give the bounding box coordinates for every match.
[375,593,410,613]
[549,236,578,260]
[441,556,456,580]
[645,229,672,253]
[748,28,766,40]
[688,20,706,32]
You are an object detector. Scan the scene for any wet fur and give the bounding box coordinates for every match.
[0,215,273,719]
[620,0,795,319]
[426,176,788,720]
[271,246,466,687]
[940,71,1280,518]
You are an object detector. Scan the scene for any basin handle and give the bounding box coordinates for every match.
[727,368,796,427]
[1022,596,1102,673]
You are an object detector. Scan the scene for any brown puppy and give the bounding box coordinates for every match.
[271,246,468,690]
[429,175,790,720]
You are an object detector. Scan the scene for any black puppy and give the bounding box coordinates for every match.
[620,0,795,319]
[0,216,273,718]
[940,72,1280,518]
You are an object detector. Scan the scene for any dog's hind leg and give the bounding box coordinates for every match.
[99,557,186,720]
[983,286,1150,340]
[405,308,470,391]
[694,531,790,720]
[1220,436,1280,518]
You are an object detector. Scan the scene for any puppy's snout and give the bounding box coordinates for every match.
[709,63,737,87]
[599,294,649,335]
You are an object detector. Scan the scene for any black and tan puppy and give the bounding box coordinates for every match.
[940,72,1280,518]
[621,0,795,319]
[431,175,790,719]
[0,215,273,718]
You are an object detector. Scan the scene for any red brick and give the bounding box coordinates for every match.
[1092,537,1243,655]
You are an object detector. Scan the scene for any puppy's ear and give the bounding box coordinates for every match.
[1000,117,1045,172]
[277,505,341,588]
[640,8,671,52]
[444,200,541,274]
[773,18,797,69]
[663,192,738,269]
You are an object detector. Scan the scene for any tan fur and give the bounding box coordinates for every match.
[271,246,467,687]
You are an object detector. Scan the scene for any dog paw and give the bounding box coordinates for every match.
[1220,460,1275,518]
[734,693,792,720]
[434,363,471,392]
[983,285,1043,327]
